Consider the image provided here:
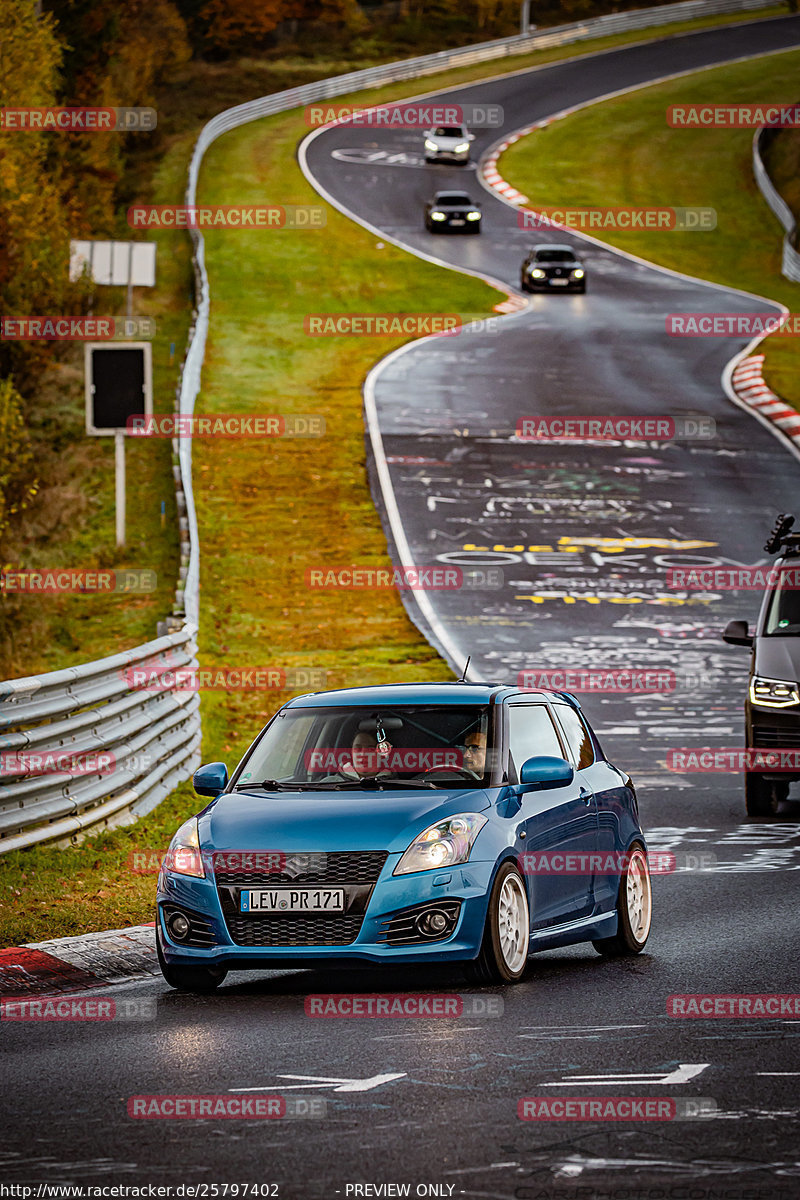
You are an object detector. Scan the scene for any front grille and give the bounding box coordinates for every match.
[216,850,388,947]
[214,850,388,888]
[752,725,800,748]
[224,913,364,947]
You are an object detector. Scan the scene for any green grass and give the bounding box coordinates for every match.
[1,1,794,945]
[500,46,800,408]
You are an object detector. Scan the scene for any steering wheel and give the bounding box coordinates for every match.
[422,765,477,780]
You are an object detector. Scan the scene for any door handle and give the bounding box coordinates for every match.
[579,787,593,805]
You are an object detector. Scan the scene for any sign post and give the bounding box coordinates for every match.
[85,343,153,548]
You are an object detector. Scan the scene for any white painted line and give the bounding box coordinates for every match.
[543,1063,709,1086]
[231,1072,407,1093]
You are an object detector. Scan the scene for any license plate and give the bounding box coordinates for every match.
[240,888,345,913]
[450,218,465,226]
[550,278,568,285]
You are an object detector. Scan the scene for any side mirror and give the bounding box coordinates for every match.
[193,761,229,796]
[519,755,575,790]
[722,619,753,647]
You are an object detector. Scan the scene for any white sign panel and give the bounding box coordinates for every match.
[70,240,156,287]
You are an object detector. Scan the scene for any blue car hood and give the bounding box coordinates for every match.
[200,786,491,854]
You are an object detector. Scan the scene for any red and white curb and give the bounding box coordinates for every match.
[482,126,537,206]
[731,355,800,445]
[0,923,159,996]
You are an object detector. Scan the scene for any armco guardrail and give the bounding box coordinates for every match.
[753,123,800,283]
[0,0,780,854]
[0,627,201,853]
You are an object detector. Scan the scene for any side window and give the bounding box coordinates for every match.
[552,705,594,769]
[507,705,564,781]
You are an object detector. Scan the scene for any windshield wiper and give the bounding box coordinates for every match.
[325,778,438,790]
[234,779,315,791]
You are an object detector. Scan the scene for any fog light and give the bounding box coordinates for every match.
[417,909,450,937]
[168,911,191,941]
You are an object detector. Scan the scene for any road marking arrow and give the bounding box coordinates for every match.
[231,1072,407,1094]
[543,1063,709,1086]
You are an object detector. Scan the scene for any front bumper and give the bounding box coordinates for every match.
[157,855,497,969]
[526,275,584,290]
[746,700,800,780]
[426,149,470,162]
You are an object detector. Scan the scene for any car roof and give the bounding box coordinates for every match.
[433,191,474,201]
[283,681,581,708]
[532,243,577,253]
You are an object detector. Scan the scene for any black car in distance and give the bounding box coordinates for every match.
[424,191,482,234]
[521,243,586,293]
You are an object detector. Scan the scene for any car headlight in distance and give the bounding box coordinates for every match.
[467,211,481,221]
[531,268,546,278]
[572,268,585,278]
[165,817,205,878]
[454,142,470,153]
[394,814,488,875]
[750,676,800,708]
[424,139,438,151]
[431,211,447,221]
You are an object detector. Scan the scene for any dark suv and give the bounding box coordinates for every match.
[722,513,800,817]
[520,244,586,293]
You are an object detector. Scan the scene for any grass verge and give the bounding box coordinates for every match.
[499,46,800,408]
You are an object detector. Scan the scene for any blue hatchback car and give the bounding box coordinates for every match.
[156,682,652,991]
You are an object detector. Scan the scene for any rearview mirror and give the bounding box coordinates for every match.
[722,619,753,647]
[193,761,229,796]
[519,755,575,790]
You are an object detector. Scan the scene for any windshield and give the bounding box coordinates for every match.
[234,704,494,790]
[535,250,575,263]
[436,193,472,205]
[764,569,800,635]
[433,126,465,137]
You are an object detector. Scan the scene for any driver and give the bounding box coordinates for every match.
[463,730,487,777]
[327,730,395,781]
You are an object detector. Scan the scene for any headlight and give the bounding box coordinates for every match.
[750,676,800,708]
[467,211,481,221]
[572,268,585,279]
[424,139,438,151]
[530,268,546,279]
[454,142,470,153]
[394,814,487,875]
[431,211,446,221]
[164,817,205,878]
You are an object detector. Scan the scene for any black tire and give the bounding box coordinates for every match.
[465,861,530,985]
[593,842,652,957]
[469,225,481,235]
[157,930,227,993]
[520,279,531,293]
[745,773,785,818]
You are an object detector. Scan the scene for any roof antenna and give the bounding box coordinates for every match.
[458,656,471,683]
